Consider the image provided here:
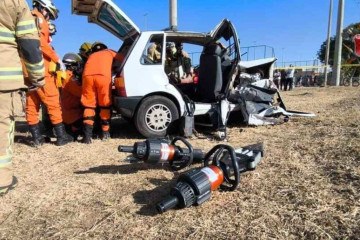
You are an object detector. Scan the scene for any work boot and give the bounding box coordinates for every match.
[0,177,18,197]
[101,130,110,141]
[29,124,45,147]
[53,123,74,146]
[82,124,93,144]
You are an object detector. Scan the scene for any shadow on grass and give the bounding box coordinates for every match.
[132,178,178,216]
[110,118,143,140]
[74,162,171,175]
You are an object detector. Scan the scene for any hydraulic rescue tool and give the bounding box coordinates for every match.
[118,137,204,170]
[156,143,264,213]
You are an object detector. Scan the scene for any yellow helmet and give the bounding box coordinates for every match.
[79,42,92,53]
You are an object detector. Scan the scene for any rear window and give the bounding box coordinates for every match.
[98,2,138,40]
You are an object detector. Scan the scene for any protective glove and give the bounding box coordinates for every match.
[57,60,66,71]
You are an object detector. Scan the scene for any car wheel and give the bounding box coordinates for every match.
[135,96,179,138]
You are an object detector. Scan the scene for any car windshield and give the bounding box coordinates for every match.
[98,2,138,39]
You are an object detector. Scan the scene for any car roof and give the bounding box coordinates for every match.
[152,31,213,45]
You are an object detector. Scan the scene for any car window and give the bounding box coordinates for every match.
[98,2,139,40]
[141,35,164,65]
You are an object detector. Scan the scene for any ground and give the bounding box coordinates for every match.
[0,87,359,240]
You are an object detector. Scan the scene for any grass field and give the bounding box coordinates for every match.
[0,87,359,240]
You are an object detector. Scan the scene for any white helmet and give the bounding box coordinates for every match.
[33,0,59,20]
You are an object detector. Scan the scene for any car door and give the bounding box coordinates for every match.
[209,20,241,129]
[72,0,140,41]
[209,19,241,96]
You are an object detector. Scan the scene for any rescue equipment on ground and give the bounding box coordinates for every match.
[180,95,195,137]
[156,143,263,213]
[118,137,204,170]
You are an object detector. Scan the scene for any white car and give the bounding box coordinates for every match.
[72,0,250,137]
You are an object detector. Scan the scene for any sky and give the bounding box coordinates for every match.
[26,0,360,65]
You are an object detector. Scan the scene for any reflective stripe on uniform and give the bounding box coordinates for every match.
[24,60,45,73]
[0,27,16,43]
[7,120,15,157]
[16,20,37,36]
[0,120,14,166]
[0,156,11,165]
[0,67,23,80]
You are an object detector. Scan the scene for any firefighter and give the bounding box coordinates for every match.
[0,0,45,195]
[79,42,93,63]
[61,53,84,139]
[147,42,161,62]
[26,0,73,146]
[81,42,123,143]
[165,42,193,84]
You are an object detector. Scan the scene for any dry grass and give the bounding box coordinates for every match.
[0,87,359,240]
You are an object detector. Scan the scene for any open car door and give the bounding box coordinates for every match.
[72,0,140,41]
[210,20,241,138]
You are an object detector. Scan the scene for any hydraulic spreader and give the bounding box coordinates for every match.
[118,137,204,170]
[156,143,264,213]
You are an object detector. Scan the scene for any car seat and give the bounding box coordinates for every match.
[197,43,223,102]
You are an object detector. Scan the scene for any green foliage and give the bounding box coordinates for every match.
[317,22,360,65]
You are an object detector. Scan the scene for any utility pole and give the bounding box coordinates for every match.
[332,0,345,86]
[169,0,178,31]
[324,0,333,86]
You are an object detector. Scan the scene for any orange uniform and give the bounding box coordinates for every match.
[61,71,83,125]
[81,49,122,131]
[26,9,62,126]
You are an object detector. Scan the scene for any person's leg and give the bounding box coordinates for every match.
[26,90,44,146]
[38,76,73,146]
[0,92,16,195]
[95,75,112,140]
[38,76,62,125]
[81,75,97,143]
[290,77,294,90]
[41,104,54,139]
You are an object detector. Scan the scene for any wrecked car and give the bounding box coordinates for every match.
[72,0,314,138]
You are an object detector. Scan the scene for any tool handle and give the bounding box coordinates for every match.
[170,137,194,171]
[118,145,134,153]
[204,144,240,191]
[192,149,204,162]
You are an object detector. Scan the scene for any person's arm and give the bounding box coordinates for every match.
[16,0,45,88]
[36,19,59,63]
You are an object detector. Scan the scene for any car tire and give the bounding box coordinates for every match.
[135,95,179,138]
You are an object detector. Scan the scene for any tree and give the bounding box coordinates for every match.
[317,22,360,65]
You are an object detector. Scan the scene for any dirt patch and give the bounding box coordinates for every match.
[0,87,359,239]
